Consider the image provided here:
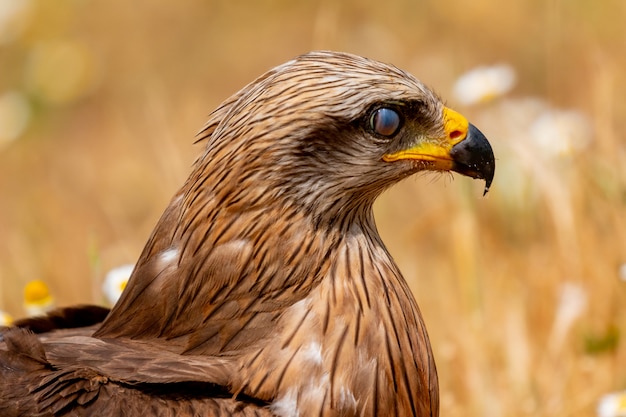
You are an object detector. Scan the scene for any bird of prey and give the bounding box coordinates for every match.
[0,51,494,417]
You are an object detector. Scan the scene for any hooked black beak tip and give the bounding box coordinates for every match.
[450,124,495,196]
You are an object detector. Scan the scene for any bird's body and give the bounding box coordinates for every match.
[0,51,494,417]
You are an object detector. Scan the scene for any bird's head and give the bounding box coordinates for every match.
[193,51,494,223]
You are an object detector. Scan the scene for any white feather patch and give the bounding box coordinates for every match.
[271,388,299,417]
[158,248,179,267]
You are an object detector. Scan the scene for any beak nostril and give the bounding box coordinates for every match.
[449,130,464,140]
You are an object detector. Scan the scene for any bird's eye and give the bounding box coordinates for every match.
[369,107,401,137]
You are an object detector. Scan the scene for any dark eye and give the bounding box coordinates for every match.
[369,107,401,137]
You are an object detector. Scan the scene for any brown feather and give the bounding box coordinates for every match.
[9,305,110,335]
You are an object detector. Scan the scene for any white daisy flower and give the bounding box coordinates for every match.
[23,280,55,317]
[453,64,516,105]
[529,108,593,157]
[0,311,13,326]
[103,264,134,306]
[598,391,626,417]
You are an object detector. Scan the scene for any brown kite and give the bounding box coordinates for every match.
[0,51,494,417]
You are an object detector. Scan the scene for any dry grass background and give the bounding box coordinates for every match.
[0,0,625,416]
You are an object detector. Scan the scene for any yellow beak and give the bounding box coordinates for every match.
[382,107,495,195]
[382,107,468,168]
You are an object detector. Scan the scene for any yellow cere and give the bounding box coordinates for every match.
[442,107,469,145]
[382,107,469,163]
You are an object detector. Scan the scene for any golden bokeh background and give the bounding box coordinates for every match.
[0,1,625,416]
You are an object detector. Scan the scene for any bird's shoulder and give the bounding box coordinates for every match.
[98,200,336,357]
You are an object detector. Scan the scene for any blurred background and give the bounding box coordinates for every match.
[0,0,624,416]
